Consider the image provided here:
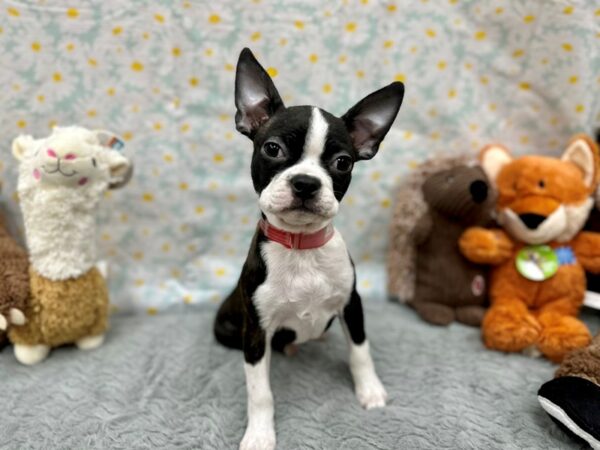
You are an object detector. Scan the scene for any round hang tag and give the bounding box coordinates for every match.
[471,274,486,296]
[515,245,559,281]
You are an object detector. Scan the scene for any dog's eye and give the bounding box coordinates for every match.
[331,156,353,174]
[538,179,545,188]
[262,142,285,159]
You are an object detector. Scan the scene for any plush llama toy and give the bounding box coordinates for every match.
[459,134,600,362]
[8,126,132,365]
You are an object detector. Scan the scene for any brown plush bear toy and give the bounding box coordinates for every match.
[410,165,495,326]
[0,189,29,348]
[460,135,600,362]
[387,154,472,303]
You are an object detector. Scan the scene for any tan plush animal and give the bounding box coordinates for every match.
[8,126,132,365]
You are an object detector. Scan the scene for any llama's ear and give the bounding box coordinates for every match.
[12,135,35,161]
[106,150,133,189]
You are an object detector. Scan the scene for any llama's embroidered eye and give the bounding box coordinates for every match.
[92,158,97,168]
[538,180,545,188]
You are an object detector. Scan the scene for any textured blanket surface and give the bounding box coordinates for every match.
[1,301,598,449]
[2,1,599,312]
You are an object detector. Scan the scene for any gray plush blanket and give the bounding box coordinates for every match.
[1,302,597,449]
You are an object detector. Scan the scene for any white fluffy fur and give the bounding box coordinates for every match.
[255,230,354,342]
[13,126,130,280]
[259,108,338,234]
[498,199,593,244]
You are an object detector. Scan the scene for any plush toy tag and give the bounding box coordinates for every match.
[515,245,559,281]
[471,274,485,296]
[95,130,125,151]
[584,291,600,310]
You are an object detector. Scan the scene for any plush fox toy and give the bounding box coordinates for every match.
[459,134,600,362]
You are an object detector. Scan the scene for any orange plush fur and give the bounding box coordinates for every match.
[459,135,600,362]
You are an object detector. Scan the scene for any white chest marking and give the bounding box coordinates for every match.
[254,229,354,343]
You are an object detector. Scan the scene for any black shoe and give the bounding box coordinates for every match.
[538,376,600,449]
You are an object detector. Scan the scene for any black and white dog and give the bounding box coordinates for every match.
[214,48,404,450]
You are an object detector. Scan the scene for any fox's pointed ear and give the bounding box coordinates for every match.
[562,135,600,189]
[342,82,404,160]
[479,144,512,183]
[234,48,284,139]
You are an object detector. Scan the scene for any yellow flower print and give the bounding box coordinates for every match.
[66,8,79,19]
[131,60,144,72]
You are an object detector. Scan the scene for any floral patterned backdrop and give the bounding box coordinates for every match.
[0,0,599,314]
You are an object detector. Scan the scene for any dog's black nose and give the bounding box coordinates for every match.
[290,175,321,200]
[469,180,488,204]
[519,213,546,230]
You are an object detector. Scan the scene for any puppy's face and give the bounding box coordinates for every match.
[235,48,404,233]
[252,107,354,231]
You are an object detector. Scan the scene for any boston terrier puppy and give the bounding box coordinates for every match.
[214,48,404,450]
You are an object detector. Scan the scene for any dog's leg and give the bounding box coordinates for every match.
[240,324,276,450]
[341,289,387,409]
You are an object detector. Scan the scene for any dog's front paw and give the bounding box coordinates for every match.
[356,376,387,410]
[240,425,276,450]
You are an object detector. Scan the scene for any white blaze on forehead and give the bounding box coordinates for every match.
[303,107,329,160]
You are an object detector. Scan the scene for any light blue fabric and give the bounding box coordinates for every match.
[1,302,598,449]
[1,1,599,313]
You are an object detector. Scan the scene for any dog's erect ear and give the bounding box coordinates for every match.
[562,134,600,190]
[12,135,35,161]
[479,145,512,183]
[235,48,284,139]
[342,82,404,160]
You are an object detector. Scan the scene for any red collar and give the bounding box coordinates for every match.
[259,219,334,250]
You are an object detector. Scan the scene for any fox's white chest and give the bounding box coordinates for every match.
[254,230,354,343]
